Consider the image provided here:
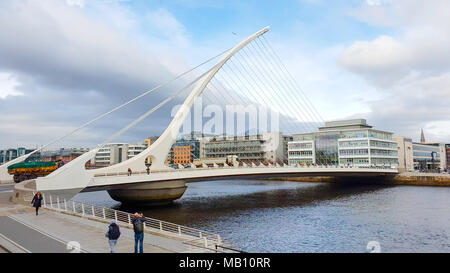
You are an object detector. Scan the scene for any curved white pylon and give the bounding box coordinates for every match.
[89,26,270,174]
[0,153,33,183]
[35,26,270,195]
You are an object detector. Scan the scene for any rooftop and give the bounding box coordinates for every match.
[319,119,372,131]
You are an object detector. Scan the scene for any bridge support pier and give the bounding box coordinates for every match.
[107,180,187,206]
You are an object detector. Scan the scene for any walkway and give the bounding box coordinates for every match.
[0,186,196,253]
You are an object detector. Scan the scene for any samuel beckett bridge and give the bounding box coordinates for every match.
[0,27,398,205]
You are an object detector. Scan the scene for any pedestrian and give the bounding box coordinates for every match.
[146,166,150,175]
[31,192,43,216]
[128,168,132,176]
[105,220,121,253]
[132,212,146,253]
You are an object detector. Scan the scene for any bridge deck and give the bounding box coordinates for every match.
[86,166,398,191]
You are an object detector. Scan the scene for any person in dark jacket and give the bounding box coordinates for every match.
[132,212,146,253]
[31,192,43,216]
[105,220,121,253]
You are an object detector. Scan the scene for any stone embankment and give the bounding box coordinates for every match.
[265,172,450,187]
[393,172,450,187]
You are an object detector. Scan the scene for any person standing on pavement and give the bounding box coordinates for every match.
[105,220,121,253]
[132,212,146,253]
[31,192,43,216]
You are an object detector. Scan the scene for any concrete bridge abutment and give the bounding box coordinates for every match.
[107,180,187,206]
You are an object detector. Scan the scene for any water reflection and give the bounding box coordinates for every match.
[117,181,390,225]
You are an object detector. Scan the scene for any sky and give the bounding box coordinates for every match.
[1,0,449,149]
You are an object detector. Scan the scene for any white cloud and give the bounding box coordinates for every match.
[0,73,23,99]
[0,0,193,148]
[146,8,190,48]
[66,0,84,8]
[366,0,382,6]
[339,0,450,142]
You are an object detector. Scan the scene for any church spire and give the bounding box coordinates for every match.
[420,129,425,143]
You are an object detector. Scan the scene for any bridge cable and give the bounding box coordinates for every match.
[220,60,295,136]
[244,40,327,164]
[237,44,325,164]
[260,36,325,123]
[246,42,319,133]
[228,53,307,136]
[100,65,221,147]
[256,38,328,164]
[240,45,317,134]
[220,59,298,136]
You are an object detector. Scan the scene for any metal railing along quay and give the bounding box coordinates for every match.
[24,193,242,253]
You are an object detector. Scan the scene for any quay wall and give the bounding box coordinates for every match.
[392,173,450,187]
[265,173,450,187]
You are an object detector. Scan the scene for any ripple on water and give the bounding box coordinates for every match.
[74,180,450,253]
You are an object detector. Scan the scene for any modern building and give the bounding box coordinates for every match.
[283,135,293,163]
[127,143,147,159]
[167,137,201,165]
[393,136,414,172]
[41,148,90,163]
[446,144,450,170]
[202,132,288,164]
[144,136,160,147]
[394,130,447,172]
[173,146,192,165]
[288,119,398,167]
[92,142,146,167]
[0,147,37,164]
[412,142,446,171]
[92,143,128,167]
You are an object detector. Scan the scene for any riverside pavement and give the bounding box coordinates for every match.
[0,185,202,253]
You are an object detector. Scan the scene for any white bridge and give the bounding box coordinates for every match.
[1,26,398,204]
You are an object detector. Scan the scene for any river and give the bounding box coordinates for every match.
[73,180,450,253]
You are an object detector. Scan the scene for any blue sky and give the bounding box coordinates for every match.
[1,0,450,148]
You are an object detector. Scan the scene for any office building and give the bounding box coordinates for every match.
[446,144,450,170]
[412,142,446,171]
[393,136,414,172]
[173,146,192,165]
[0,147,37,164]
[202,132,288,164]
[288,119,398,167]
[394,130,446,172]
[92,142,146,167]
[41,148,90,163]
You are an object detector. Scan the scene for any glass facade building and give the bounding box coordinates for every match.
[412,142,446,171]
[288,119,398,167]
[446,144,450,170]
[202,132,288,164]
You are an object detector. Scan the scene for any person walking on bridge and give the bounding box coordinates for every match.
[128,168,132,176]
[31,192,43,216]
[105,220,121,253]
[132,212,146,253]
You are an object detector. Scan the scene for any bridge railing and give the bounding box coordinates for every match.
[92,164,397,178]
[24,193,240,252]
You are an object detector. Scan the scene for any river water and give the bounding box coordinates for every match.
[73,180,450,253]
